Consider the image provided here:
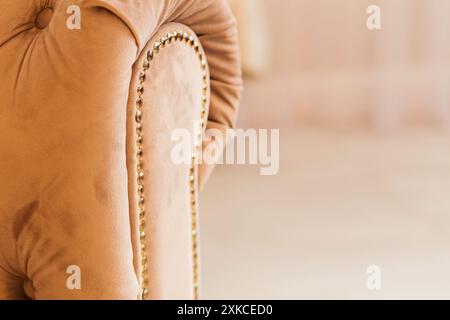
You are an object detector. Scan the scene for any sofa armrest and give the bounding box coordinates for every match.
[126,22,215,299]
[85,0,243,188]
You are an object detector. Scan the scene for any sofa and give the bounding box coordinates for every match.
[0,0,242,299]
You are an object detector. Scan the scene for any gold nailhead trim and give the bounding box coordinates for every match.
[135,52,148,299]
[135,30,208,300]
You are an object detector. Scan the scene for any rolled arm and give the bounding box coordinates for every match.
[85,0,243,187]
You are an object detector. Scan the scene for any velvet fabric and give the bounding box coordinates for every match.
[0,0,241,299]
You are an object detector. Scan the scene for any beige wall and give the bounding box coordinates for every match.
[232,0,450,129]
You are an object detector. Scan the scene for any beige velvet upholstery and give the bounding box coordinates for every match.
[0,0,241,299]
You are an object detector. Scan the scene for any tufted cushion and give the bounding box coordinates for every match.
[0,0,241,299]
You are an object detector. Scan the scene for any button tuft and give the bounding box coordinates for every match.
[35,7,53,29]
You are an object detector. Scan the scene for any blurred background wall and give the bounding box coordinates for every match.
[233,0,450,129]
[200,0,450,299]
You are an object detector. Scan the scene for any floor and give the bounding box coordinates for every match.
[200,127,450,299]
